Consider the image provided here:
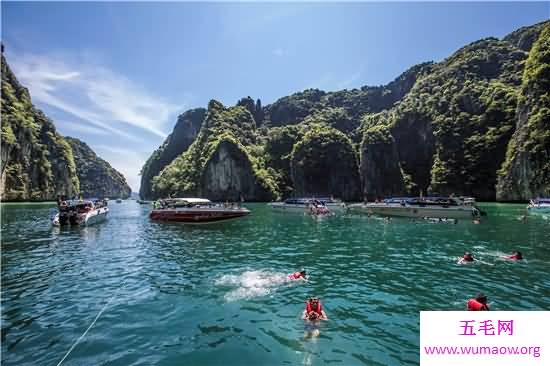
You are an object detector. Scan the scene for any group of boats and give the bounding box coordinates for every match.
[51,195,549,227]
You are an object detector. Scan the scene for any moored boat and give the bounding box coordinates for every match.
[52,199,109,226]
[527,198,550,214]
[348,196,480,219]
[136,199,151,204]
[269,197,347,213]
[116,198,122,203]
[149,198,250,223]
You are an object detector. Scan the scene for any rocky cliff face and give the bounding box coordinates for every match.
[141,20,549,202]
[290,125,361,201]
[360,124,406,200]
[497,23,550,200]
[360,34,528,200]
[1,54,79,201]
[66,137,131,199]
[1,52,131,202]
[201,140,272,201]
[139,108,205,199]
[151,100,278,201]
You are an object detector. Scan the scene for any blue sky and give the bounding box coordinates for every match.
[2,2,548,191]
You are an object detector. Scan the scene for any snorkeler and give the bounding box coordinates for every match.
[457,252,475,264]
[467,292,490,311]
[289,269,308,281]
[502,251,523,261]
[302,298,328,321]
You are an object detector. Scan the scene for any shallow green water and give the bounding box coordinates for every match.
[1,202,549,366]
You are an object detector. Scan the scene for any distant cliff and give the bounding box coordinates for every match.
[141,20,549,202]
[1,52,131,201]
[66,137,131,199]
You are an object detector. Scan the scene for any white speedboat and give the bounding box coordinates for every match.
[348,196,480,219]
[150,198,250,224]
[268,197,347,213]
[527,198,550,214]
[52,199,109,226]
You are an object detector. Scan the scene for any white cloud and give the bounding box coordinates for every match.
[57,120,109,136]
[10,52,181,140]
[8,50,188,191]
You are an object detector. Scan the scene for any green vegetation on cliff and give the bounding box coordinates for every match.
[66,137,131,199]
[362,36,525,200]
[1,54,79,201]
[291,124,361,200]
[140,108,205,199]
[141,20,549,202]
[152,100,279,200]
[497,23,550,199]
[1,52,131,201]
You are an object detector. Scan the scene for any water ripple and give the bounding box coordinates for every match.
[1,202,549,365]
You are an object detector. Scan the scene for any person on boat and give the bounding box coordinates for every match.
[503,251,523,261]
[302,298,328,321]
[289,269,308,281]
[457,252,475,264]
[467,293,490,311]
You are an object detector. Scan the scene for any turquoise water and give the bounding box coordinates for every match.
[1,202,549,366]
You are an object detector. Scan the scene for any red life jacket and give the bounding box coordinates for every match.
[467,299,489,311]
[289,272,303,280]
[507,254,522,260]
[306,300,323,315]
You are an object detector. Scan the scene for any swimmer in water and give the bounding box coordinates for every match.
[502,251,523,261]
[457,251,475,264]
[472,219,481,224]
[467,292,490,311]
[289,269,308,281]
[302,298,328,321]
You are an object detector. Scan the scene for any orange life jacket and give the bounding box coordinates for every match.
[467,299,489,311]
[306,300,323,315]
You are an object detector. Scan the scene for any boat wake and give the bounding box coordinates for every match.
[215,270,291,302]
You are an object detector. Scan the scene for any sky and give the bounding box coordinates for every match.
[2,2,549,192]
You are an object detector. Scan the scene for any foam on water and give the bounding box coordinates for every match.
[216,270,292,301]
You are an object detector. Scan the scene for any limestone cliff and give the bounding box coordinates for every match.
[360,124,406,200]
[152,100,278,201]
[66,137,131,199]
[290,125,361,201]
[201,140,272,201]
[1,53,79,201]
[1,52,131,202]
[497,23,550,200]
[142,20,549,202]
[140,108,205,199]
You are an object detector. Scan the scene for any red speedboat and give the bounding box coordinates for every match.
[149,198,250,223]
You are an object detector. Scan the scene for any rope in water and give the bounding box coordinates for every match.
[56,280,127,366]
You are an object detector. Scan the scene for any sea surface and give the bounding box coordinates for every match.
[1,202,549,366]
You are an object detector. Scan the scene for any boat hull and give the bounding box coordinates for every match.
[348,203,476,219]
[269,202,347,213]
[527,206,550,214]
[149,209,250,223]
[52,207,109,226]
